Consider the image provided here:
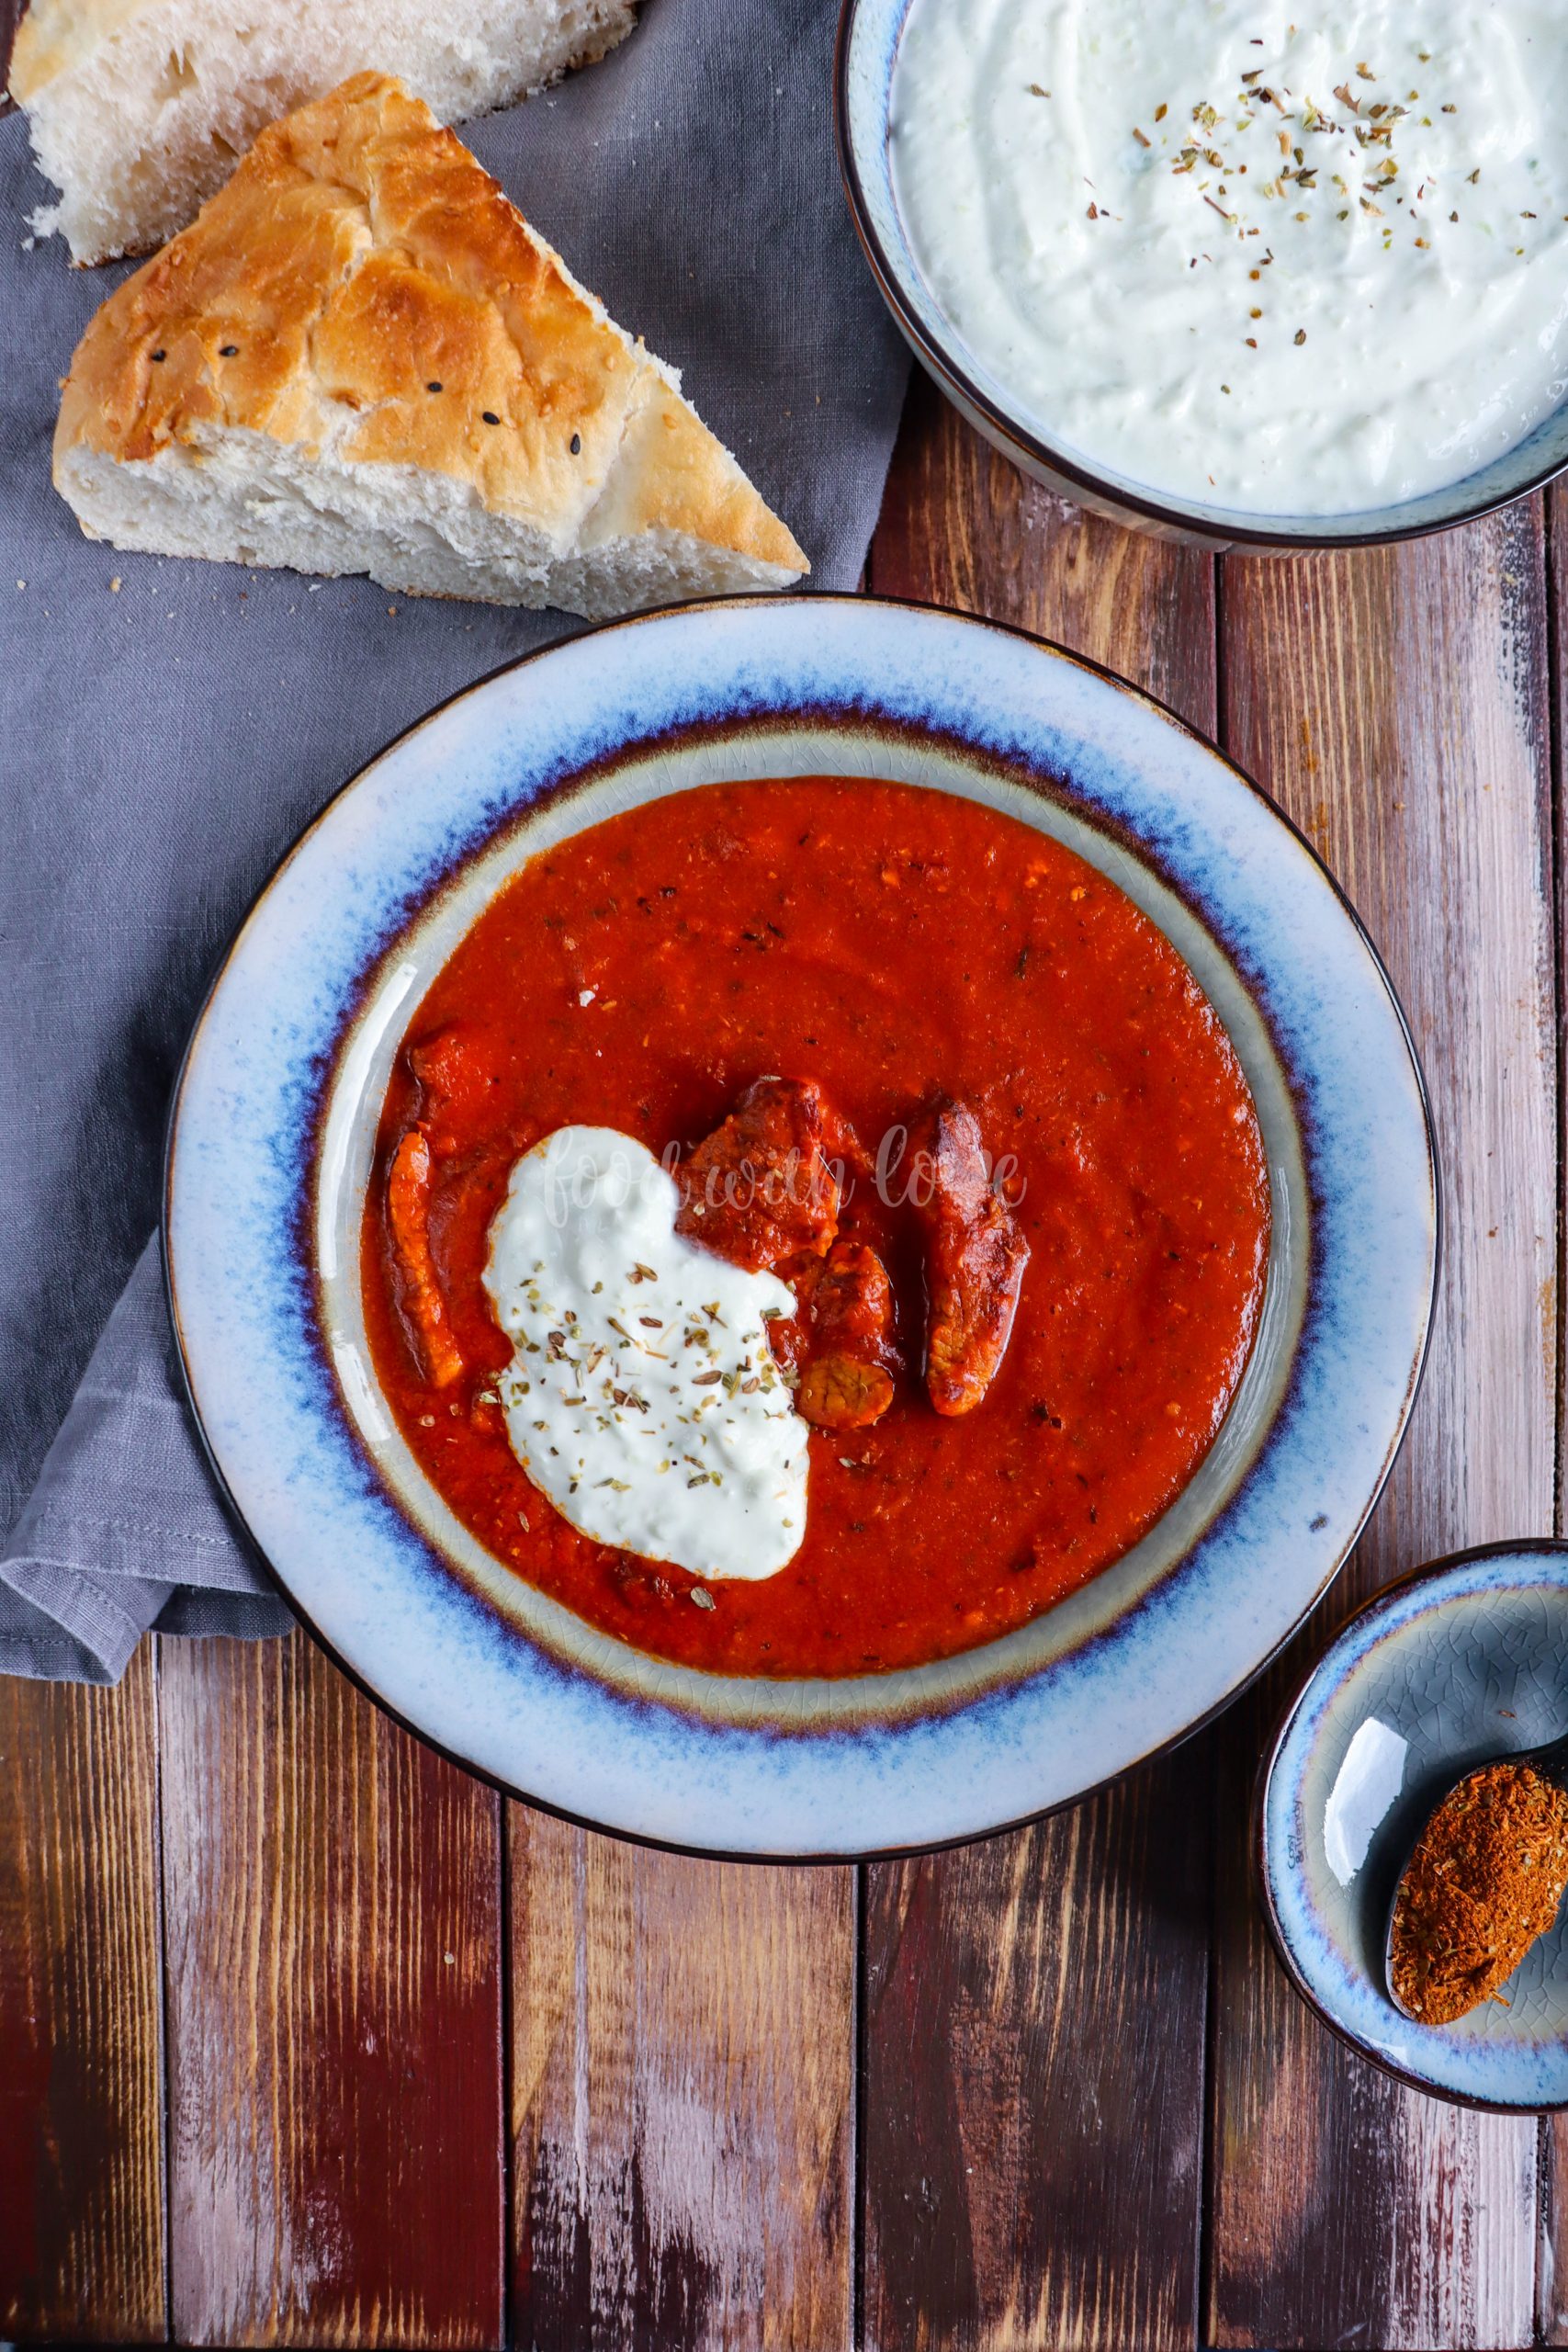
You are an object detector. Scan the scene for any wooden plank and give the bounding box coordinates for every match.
[1208,504,1557,2350]
[1541,479,1568,2352]
[870,375,1217,736]
[862,1765,1213,2352]
[508,1808,854,2352]
[158,1628,505,2349]
[0,1645,167,2342]
[859,375,1217,2352]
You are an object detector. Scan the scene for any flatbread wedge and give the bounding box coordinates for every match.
[10,0,640,266]
[52,73,810,619]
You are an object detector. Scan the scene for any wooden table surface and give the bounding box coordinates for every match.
[5,17,1568,2346]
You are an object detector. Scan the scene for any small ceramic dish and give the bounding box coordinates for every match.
[1258,1541,1568,2110]
[164,593,1437,1858]
[835,0,1568,553]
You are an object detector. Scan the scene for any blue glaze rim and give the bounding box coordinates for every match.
[835,0,1568,550]
[163,592,1438,1859]
[1257,1539,1568,2112]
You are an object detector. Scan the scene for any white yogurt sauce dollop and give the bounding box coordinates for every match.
[483,1127,808,1580]
[891,1,1568,515]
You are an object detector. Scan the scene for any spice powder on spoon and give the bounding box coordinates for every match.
[1388,1761,1568,2025]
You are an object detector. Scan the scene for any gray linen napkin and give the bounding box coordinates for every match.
[0,0,910,1681]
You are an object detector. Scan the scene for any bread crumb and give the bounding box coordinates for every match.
[16,581,24,591]
[109,577,121,593]
[388,604,399,616]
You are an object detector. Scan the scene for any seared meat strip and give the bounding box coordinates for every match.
[407,1023,509,1148]
[776,1240,899,1431]
[386,1126,465,1387]
[908,1096,1029,1416]
[674,1076,844,1272]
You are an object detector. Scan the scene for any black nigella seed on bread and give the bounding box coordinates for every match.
[51,74,809,622]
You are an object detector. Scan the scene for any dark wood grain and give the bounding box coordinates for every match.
[860,376,1217,2352]
[158,1630,505,2349]
[508,1808,853,2352]
[1207,508,1558,2351]
[862,1760,1213,2352]
[0,1648,167,2342]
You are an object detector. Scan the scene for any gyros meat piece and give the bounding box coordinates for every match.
[778,1240,900,1431]
[675,1077,845,1272]
[407,1023,510,1145]
[386,1126,465,1387]
[909,1096,1029,1416]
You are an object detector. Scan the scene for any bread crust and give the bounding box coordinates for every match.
[53,73,808,577]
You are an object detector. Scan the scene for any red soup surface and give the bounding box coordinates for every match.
[360,775,1270,1677]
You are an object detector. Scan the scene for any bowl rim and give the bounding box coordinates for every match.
[1253,1535,1568,2113]
[161,587,1439,1861]
[832,0,1568,553]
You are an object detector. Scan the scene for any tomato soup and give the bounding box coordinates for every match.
[359,775,1270,1677]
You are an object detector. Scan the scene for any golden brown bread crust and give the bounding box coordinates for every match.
[53,72,808,573]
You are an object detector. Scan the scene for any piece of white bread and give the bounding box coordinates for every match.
[9,0,640,265]
[53,74,810,621]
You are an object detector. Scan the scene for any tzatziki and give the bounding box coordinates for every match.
[483,1126,808,1581]
[889,1,1568,514]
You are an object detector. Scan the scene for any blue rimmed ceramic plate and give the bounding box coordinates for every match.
[164,593,1437,1858]
[1258,1541,1568,2110]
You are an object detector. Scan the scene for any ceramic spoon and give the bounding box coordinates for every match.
[1383,1733,1568,2020]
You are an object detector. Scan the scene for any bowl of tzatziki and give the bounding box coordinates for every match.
[837,0,1568,546]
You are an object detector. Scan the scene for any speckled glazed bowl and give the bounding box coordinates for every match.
[836,0,1568,552]
[1258,1542,1568,2109]
[165,594,1437,1857]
